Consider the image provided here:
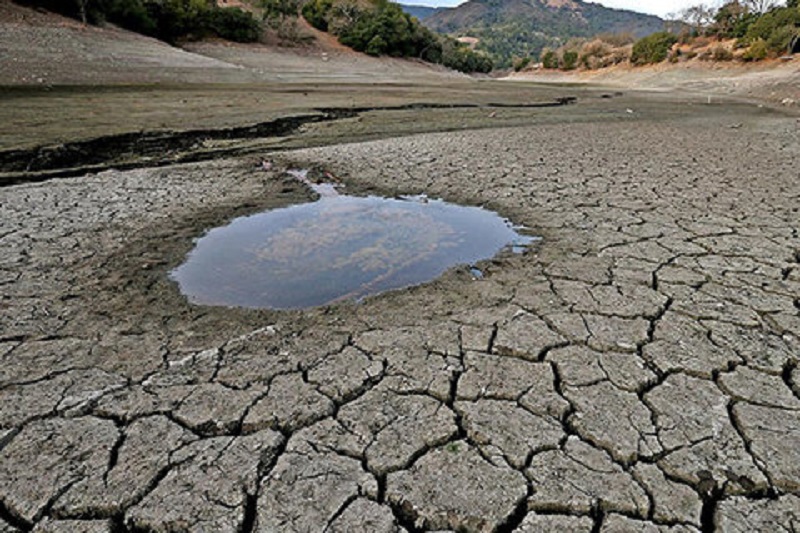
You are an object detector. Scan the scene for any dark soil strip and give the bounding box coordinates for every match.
[0,99,576,186]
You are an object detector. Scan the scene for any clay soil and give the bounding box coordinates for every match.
[1,2,800,532]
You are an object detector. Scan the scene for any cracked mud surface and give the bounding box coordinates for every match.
[1,98,799,532]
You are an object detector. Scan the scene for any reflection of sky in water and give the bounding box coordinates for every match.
[171,194,536,310]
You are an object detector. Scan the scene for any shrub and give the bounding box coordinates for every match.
[742,37,769,60]
[16,0,262,43]
[631,31,678,65]
[513,56,532,71]
[204,7,261,42]
[303,0,492,72]
[744,7,800,53]
[704,44,733,61]
[540,48,558,69]
[596,32,635,47]
[579,39,612,70]
[561,49,578,70]
[301,0,332,30]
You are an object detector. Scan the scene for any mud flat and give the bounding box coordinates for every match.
[1,83,799,532]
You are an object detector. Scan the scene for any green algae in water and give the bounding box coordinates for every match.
[171,193,536,310]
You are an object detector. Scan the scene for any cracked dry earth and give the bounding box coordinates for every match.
[1,101,799,533]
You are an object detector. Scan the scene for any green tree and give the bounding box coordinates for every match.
[744,5,800,52]
[631,31,678,65]
[561,49,578,69]
[540,48,558,68]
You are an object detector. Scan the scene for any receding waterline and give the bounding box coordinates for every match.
[171,181,537,310]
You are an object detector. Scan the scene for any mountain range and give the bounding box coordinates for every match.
[400,0,664,67]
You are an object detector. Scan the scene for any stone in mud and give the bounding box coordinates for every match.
[386,441,527,532]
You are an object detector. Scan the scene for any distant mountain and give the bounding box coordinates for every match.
[399,4,446,20]
[421,0,664,67]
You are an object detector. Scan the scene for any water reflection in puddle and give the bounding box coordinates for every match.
[171,173,537,310]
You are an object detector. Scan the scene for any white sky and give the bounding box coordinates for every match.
[401,0,726,18]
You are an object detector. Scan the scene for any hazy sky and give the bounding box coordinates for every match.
[400,0,714,18]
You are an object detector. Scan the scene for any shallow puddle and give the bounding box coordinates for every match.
[171,178,536,309]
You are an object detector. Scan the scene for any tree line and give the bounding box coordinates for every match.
[16,0,493,72]
[299,0,493,72]
[528,0,799,72]
[16,0,262,43]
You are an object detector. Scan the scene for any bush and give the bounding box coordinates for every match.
[301,0,332,31]
[579,39,612,69]
[742,37,769,60]
[596,32,635,47]
[631,31,678,65]
[744,6,800,53]
[513,56,532,72]
[540,48,558,69]
[561,50,578,70]
[15,0,262,43]
[702,44,733,61]
[441,40,493,73]
[303,0,492,72]
[204,7,261,42]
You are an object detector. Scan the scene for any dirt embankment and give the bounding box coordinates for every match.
[0,1,456,85]
[508,59,800,106]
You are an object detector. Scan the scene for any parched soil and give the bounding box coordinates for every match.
[1,91,799,532]
[2,2,800,532]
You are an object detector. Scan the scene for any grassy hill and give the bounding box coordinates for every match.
[421,0,664,67]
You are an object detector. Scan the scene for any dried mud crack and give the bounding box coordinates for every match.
[1,95,799,532]
[0,98,577,186]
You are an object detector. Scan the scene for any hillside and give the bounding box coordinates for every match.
[422,0,664,67]
[399,4,446,20]
[0,0,458,86]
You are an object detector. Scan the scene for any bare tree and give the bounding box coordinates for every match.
[75,0,89,24]
[680,4,717,35]
[742,0,780,13]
